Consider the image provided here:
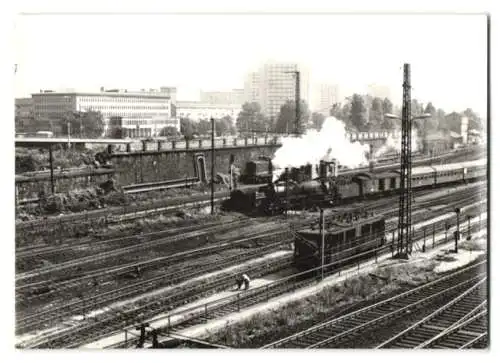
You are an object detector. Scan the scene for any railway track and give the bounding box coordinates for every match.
[16,218,269,285]
[15,232,295,334]
[376,278,487,349]
[112,215,487,349]
[18,247,298,348]
[262,260,487,348]
[18,209,487,349]
[123,178,201,194]
[16,215,252,266]
[16,190,486,345]
[18,187,482,305]
[416,309,488,348]
[16,226,293,302]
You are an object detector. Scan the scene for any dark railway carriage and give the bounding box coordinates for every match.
[374,171,400,194]
[353,172,376,198]
[294,213,385,271]
[336,175,359,199]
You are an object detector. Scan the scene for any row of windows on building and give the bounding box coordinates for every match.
[121,119,178,126]
[177,112,238,118]
[79,105,169,110]
[36,97,170,105]
[77,97,169,104]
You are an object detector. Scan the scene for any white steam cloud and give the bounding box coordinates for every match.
[373,129,420,159]
[271,117,370,181]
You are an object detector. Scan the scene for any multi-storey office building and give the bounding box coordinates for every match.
[31,88,178,138]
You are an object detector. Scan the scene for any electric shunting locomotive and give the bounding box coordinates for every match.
[294,211,386,272]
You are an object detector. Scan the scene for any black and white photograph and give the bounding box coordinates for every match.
[10,4,490,351]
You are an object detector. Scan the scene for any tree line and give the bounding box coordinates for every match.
[16,96,483,140]
[315,95,484,136]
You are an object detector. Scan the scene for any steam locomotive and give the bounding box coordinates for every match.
[226,158,486,214]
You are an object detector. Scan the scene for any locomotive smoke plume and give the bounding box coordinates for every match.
[271,117,370,181]
[373,129,421,159]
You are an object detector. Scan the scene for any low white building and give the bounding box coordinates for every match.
[176,101,241,123]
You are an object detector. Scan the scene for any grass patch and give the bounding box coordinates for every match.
[205,259,440,348]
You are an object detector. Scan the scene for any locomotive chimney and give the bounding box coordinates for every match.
[328,160,338,178]
[229,154,235,191]
[319,160,327,179]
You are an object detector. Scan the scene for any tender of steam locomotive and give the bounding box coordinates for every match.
[240,157,273,184]
[294,212,386,271]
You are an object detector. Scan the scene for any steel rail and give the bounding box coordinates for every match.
[21,214,487,348]
[16,228,294,295]
[117,218,487,349]
[417,309,488,349]
[16,237,295,333]
[376,278,486,348]
[17,196,487,346]
[262,260,486,348]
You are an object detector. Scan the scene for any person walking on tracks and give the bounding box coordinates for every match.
[235,274,244,290]
[242,273,251,290]
[235,273,251,290]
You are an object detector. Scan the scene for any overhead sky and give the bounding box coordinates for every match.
[14,13,487,115]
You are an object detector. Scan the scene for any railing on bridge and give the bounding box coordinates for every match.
[122,132,397,153]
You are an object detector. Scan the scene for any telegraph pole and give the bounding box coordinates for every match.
[284,70,301,136]
[397,64,413,258]
[295,71,300,135]
[49,144,55,194]
[67,119,71,149]
[211,117,215,215]
[320,208,325,280]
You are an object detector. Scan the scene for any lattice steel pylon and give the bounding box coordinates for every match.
[397,63,413,258]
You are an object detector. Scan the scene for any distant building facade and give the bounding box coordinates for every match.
[244,62,310,119]
[316,83,340,116]
[15,98,35,132]
[15,98,33,118]
[176,101,241,122]
[368,83,391,100]
[244,71,261,104]
[200,89,245,106]
[31,87,178,138]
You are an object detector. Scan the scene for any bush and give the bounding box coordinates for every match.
[15,147,103,173]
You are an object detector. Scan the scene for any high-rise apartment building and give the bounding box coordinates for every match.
[244,62,310,119]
